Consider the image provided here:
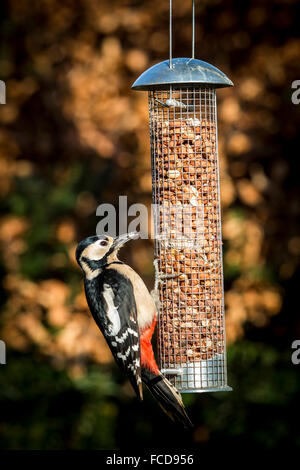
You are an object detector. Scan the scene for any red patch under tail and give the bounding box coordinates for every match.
[140,317,159,375]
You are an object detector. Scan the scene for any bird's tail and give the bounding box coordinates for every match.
[142,367,193,430]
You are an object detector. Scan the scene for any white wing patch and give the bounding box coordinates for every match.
[102,283,121,336]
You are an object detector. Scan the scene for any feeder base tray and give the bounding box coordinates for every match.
[162,356,232,393]
[180,386,233,394]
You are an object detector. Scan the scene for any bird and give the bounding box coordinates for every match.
[76,232,193,429]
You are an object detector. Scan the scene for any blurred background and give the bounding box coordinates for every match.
[0,0,300,451]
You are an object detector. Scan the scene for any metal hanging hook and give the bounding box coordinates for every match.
[169,0,196,69]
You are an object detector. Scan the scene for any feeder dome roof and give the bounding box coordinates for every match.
[132,57,233,91]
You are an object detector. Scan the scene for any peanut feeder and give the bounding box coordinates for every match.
[132,1,233,393]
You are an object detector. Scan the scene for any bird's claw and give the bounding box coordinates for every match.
[153,258,182,291]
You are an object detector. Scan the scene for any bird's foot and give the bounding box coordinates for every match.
[153,258,182,291]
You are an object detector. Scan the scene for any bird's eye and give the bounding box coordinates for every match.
[100,240,108,246]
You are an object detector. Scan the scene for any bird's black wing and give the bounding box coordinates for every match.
[84,268,142,400]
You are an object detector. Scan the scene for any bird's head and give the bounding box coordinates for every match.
[76,232,138,278]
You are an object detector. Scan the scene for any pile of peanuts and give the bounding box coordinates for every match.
[152,116,225,366]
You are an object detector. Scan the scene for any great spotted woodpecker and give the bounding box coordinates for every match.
[76,233,193,429]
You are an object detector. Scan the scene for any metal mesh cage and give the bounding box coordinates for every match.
[149,86,231,393]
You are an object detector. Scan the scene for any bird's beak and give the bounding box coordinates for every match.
[113,232,139,250]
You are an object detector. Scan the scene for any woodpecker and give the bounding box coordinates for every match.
[76,233,193,429]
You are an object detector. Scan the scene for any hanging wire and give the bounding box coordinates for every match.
[169,0,196,67]
[192,0,195,59]
[169,0,173,68]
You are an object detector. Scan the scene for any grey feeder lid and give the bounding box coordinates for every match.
[132,57,233,91]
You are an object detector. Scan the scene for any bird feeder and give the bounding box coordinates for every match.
[132,1,233,393]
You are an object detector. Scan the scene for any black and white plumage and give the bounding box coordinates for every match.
[76,233,143,399]
[85,266,142,399]
[76,233,193,429]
